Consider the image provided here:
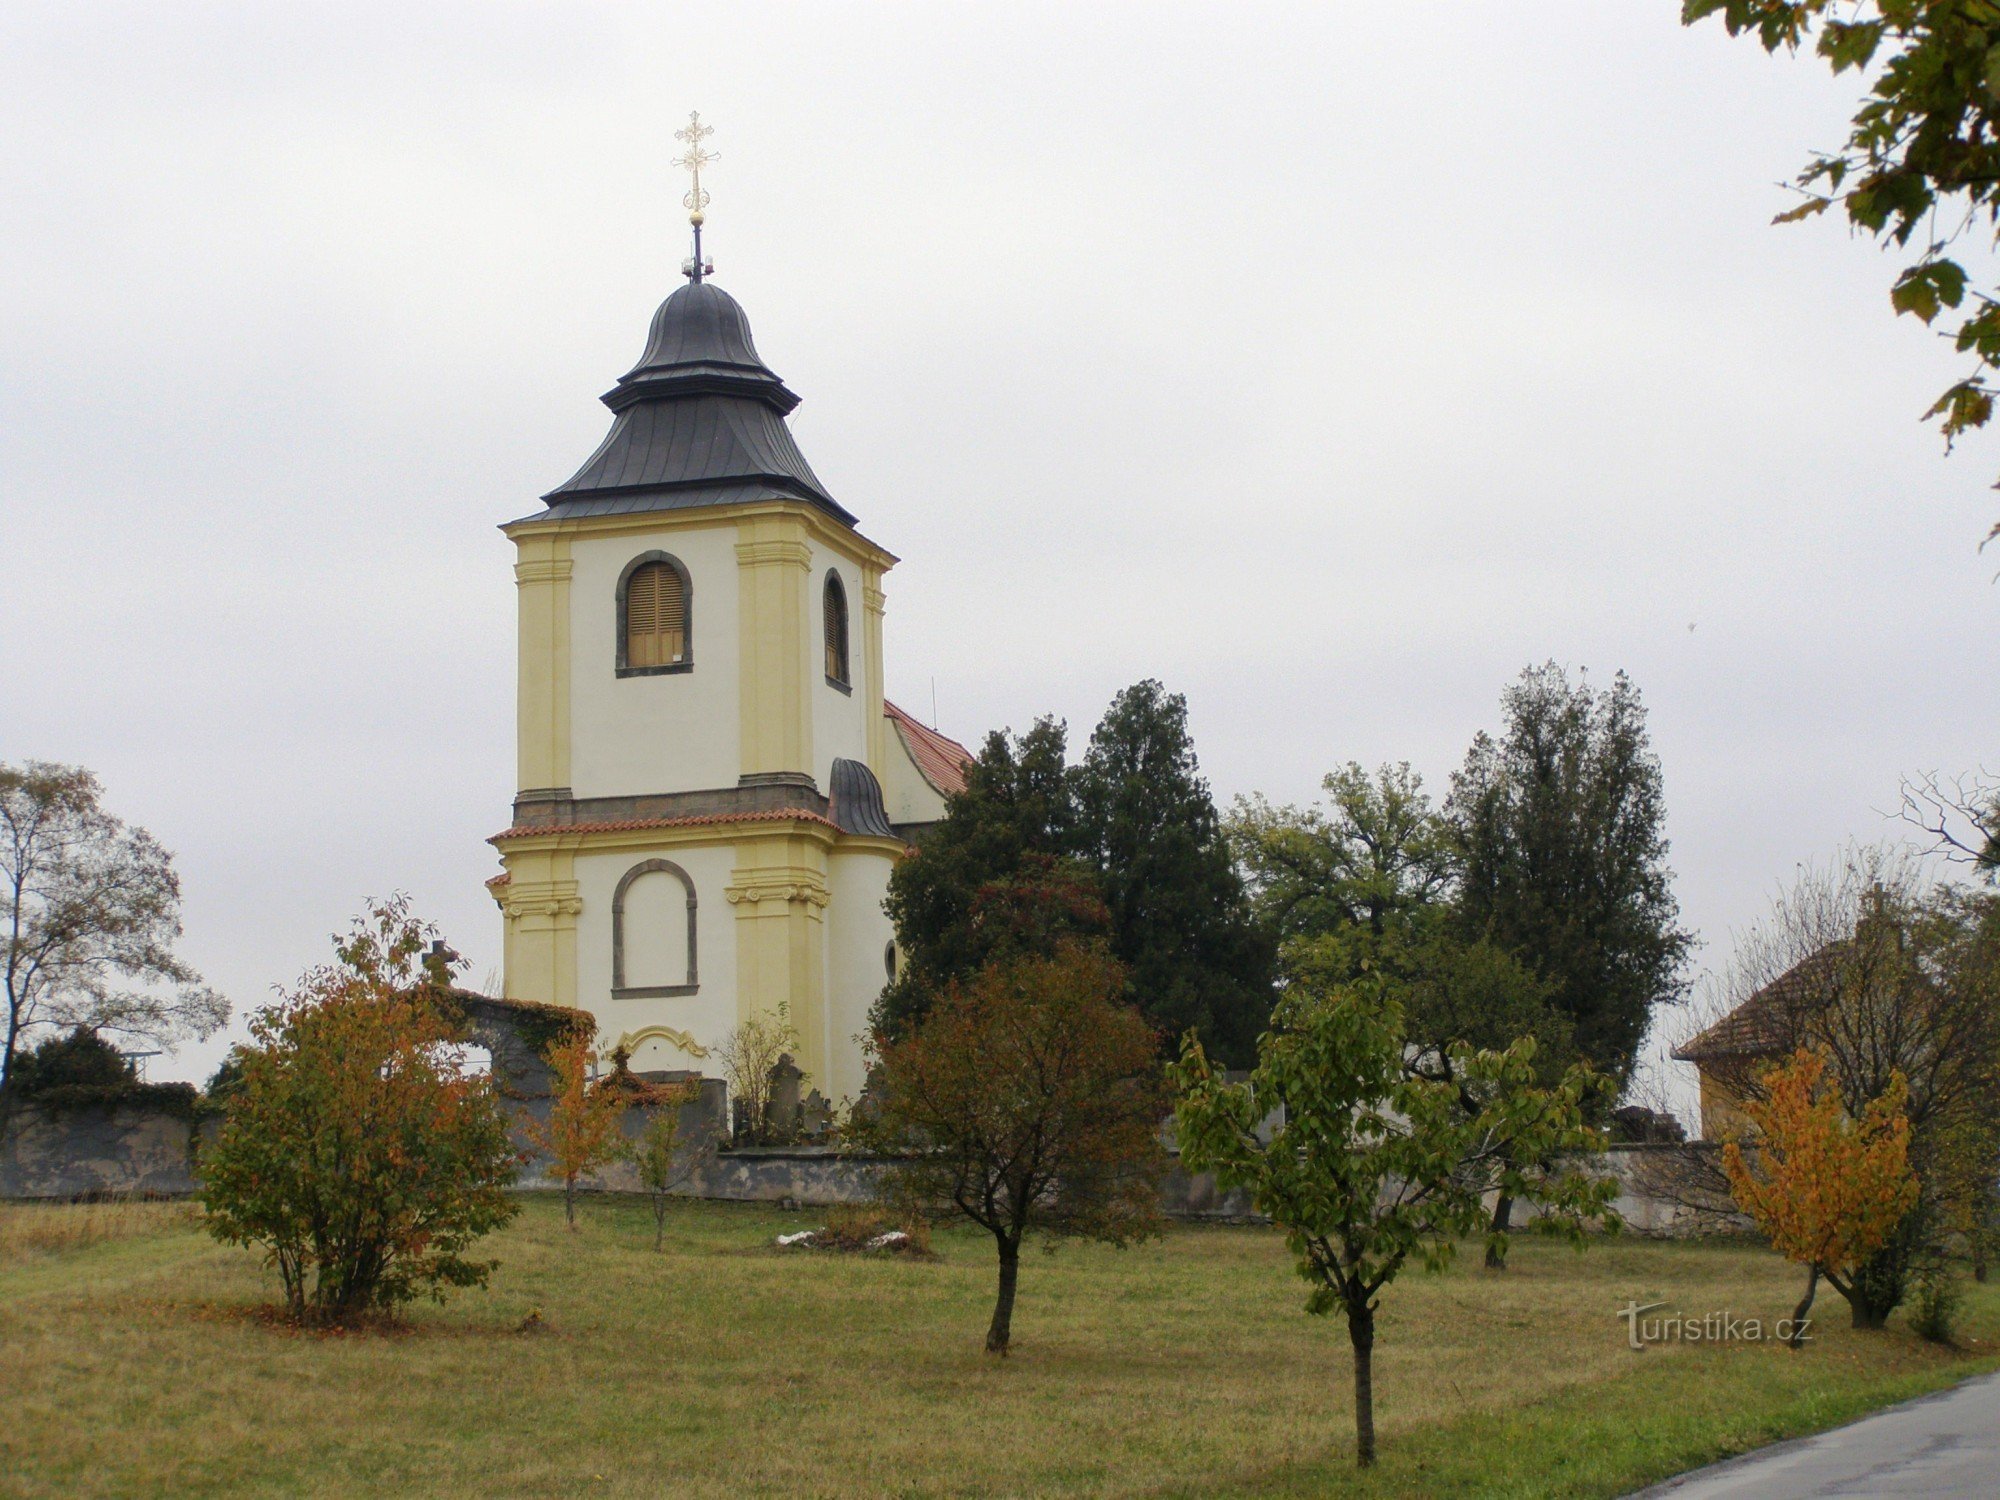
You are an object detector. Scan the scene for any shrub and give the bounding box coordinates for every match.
[1909,1262,1964,1346]
[715,1006,801,1144]
[200,898,520,1324]
[2,1027,199,1117]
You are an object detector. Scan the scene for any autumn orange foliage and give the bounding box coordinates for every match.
[1722,1047,1918,1337]
[523,1033,629,1228]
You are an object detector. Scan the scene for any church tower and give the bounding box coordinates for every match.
[489,118,969,1102]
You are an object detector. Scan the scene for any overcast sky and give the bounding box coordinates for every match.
[3,4,1995,1111]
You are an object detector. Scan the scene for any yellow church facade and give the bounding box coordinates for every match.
[488,263,969,1105]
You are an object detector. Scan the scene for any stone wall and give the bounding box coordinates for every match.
[0,1104,213,1199]
[0,1088,1748,1239]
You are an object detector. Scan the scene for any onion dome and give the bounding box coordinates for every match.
[536,280,851,525]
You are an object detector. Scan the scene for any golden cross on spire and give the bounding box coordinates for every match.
[673,110,717,283]
[673,111,718,224]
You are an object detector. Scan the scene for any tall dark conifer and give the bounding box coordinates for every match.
[1073,681,1274,1067]
[876,720,1103,1038]
[1448,664,1690,1088]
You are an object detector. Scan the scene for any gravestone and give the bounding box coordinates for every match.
[766,1053,803,1141]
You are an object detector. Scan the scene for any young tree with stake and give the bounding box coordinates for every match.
[1171,970,1617,1468]
[525,1032,630,1228]
[630,1078,704,1251]
[858,942,1166,1354]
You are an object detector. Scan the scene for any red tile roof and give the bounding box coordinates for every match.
[491,808,841,843]
[884,700,973,798]
[1672,946,1843,1063]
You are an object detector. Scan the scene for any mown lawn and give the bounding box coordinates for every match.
[1,1195,1994,1499]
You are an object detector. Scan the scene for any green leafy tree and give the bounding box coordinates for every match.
[1,761,225,1092]
[1231,762,1456,949]
[1231,763,1562,1053]
[877,719,1094,1037]
[1449,664,1690,1090]
[881,685,1271,1064]
[1682,1,2000,544]
[1232,763,1578,1264]
[1073,680,1274,1067]
[200,898,520,1323]
[1171,970,1617,1468]
[857,942,1166,1354]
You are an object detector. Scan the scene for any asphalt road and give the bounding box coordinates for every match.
[1630,1372,2000,1498]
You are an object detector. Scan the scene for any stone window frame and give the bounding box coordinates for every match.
[615,550,694,678]
[611,858,699,998]
[823,568,851,693]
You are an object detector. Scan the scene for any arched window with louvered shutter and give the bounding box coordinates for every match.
[616,552,693,676]
[823,571,850,689]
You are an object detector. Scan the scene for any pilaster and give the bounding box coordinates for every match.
[493,847,582,1011]
[734,515,813,782]
[514,538,574,796]
[725,833,832,1090]
[862,570,888,782]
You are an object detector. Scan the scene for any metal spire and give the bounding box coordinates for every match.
[674,110,718,283]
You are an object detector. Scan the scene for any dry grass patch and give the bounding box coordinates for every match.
[0,1197,194,1263]
[0,1195,1993,1498]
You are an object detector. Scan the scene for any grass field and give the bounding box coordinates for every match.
[1,1194,1995,1499]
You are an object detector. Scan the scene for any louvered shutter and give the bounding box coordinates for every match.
[824,576,848,684]
[658,565,685,662]
[627,565,663,668]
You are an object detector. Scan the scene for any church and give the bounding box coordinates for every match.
[485,120,972,1105]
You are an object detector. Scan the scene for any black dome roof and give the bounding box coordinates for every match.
[610,281,801,414]
[535,280,850,525]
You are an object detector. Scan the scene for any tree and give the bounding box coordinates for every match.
[1,761,225,1092]
[714,1005,802,1144]
[1231,762,1456,950]
[1072,680,1274,1067]
[2,1024,200,1115]
[1233,760,1579,1265]
[1902,772,2000,877]
[1682,1,2000,544]
[523,1033,629,1228]
[1230,763,1564,1057]
[1449,664,1691,1090]
[856,942,1166,1354]
[630,1078,705,1251]
[877,718,1090,1037]
[882,685,1273,1064]
[1171,971,1616,1468]
[1723,1048,1919,1338]
[1697,848,2000,1321]
[7,1025,137,1094]
[200,898,519,1323]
